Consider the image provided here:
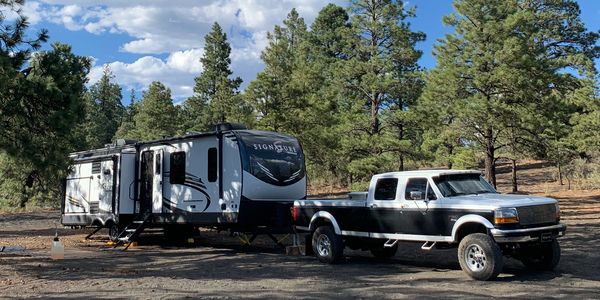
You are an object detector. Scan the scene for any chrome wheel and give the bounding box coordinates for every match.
[316,234,332,257]
[465,244,487,272]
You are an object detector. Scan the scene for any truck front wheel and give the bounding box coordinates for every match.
[458,233,503,281]
[519,239,560,271]
[312,226,344,264]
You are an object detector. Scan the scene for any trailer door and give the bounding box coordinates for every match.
[152,149,164,213]
[140,151,154,213]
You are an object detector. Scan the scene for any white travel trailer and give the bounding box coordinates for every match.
[61,124,307,242]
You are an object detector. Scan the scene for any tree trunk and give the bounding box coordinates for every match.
[484,128,497,188]
[447,145,454,169]
[511,159,518,193]
[398,124,404,171]
[370,94,379,135]
[557,162,564,185]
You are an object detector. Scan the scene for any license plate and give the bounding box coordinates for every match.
[540,232,552,242]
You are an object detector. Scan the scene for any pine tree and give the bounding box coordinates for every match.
[129,81,177,141]
[421,0,598,187]
[185,22,243,131]
[1,43,91,207]
[337,0,424,181]
[80,66,124,148]
[245,9,308,132]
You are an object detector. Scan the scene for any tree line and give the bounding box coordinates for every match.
[1,0,598,207]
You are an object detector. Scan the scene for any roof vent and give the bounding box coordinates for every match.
[115,139,137,147]
[213,123,247,132]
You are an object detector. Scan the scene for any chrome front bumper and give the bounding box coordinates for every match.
[491,223,567,243]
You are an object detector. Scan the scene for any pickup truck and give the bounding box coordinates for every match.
[292,170,566,280]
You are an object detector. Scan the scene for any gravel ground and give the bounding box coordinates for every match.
[1,188,600,300]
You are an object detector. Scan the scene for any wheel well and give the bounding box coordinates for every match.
[455,222,489,242]
[311,218,333,232]
[91,219,104,227]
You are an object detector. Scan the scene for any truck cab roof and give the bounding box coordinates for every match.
[375,169,482,178]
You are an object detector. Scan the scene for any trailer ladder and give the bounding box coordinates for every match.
[114,212,151,250]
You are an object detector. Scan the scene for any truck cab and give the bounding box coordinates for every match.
[293,170,566,281]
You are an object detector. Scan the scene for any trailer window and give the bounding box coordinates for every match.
[237,131,305,186]
[374,178,398,200]
[208,147,217,182]
[170,152,186,184]
[155,153,162,175]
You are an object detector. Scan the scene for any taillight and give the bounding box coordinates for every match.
[292,206,298,221]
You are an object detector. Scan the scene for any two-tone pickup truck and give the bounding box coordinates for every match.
[292,170,566,280]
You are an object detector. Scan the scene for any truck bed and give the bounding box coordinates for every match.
[295,199,367,207]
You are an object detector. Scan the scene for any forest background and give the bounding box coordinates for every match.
[1,0,599,208]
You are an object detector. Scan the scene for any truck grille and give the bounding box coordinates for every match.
[517,204,556,225]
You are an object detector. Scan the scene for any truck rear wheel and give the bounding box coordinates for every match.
[312,226,344,264]
[519,239,560,271]
[458,233,503,281]
[370,243,398,259]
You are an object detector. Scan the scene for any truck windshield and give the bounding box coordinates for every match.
[236,131,305,186]
[433,174,496,197]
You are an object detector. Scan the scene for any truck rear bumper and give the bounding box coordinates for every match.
[490,223,566,243]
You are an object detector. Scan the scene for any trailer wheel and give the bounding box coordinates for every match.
[519,239,560,271]
[108,223,121,242]
[370,243,398,259]
[458,233,503,281]
[312,226,344,264]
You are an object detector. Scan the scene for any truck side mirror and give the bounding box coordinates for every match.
[409,191,424,200]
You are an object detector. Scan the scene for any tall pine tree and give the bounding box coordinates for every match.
[185,22,244,131]
[421,0,598,187]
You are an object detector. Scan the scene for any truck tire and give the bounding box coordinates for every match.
[370,243,398,259]
[458,233,503,281]
[312,226,344,264]
[519,239,560,271]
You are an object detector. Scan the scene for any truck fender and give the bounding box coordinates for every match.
[451,214,494,242]
[309,211,342,235]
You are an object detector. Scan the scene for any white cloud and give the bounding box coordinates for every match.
[24,0,346,98]
[89,48,204,98]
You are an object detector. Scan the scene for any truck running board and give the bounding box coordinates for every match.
[421,241,436,251]
[384,239,398,248]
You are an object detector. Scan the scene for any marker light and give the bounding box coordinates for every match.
[494,207,519,224]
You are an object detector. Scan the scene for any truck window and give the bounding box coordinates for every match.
[374,178,398,200]
[405,178,437,200]
[170,151,186,184]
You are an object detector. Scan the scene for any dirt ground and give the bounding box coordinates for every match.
[1,162,600,299]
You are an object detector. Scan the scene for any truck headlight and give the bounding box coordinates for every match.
[494,207,519,224]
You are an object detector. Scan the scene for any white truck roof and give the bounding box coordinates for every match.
[375,169,481,178]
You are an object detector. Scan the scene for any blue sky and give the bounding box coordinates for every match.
[11,0,600,102]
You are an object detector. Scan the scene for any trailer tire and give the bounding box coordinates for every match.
[108,222,121,242]
[312,226,343,264]
[370,243,398,259]
[519,239,560,271]
[458,233,503,281]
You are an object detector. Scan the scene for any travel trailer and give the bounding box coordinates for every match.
[61,124,306,242]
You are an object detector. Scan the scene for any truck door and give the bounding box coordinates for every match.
[367,177,404,233]
[401,177,444,235]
